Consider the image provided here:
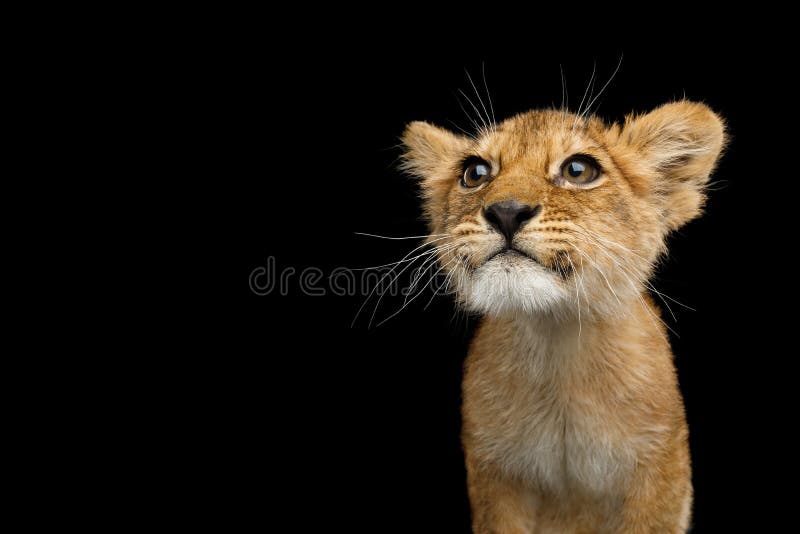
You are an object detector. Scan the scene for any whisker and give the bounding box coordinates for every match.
[352,236,455,327]
[564,253,582,339]
[570,230,679,337]
[571,225,696,313]
[481,62,497,130]
[570,242,623,308]
[458,88,489,134]
[347,247,444,272]
[403,244,459,305]
[425,253,466,310]
[572,61,596,134]
[455,92,483,135]
[559,64,569,131]
[347,236,456,271]
[466,68,494,133]
[705,179,729,192]
[376,253,461,327]
[581,54,624,120]
[354,232,452,240]
[448,119,480,142]
[647,289,696,311]
[368,243,459,327]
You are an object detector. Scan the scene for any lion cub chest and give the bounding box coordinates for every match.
[463,337,641,496]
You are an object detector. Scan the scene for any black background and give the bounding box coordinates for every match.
[206,34,795,532]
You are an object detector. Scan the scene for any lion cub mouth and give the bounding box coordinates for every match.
[486,247,537,264]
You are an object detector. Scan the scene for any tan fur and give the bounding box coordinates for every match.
[401,102,725,533]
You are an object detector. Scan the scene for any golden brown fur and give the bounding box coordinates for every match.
[401,102,725,533]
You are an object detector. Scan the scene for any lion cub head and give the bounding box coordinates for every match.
[401,101,725,317]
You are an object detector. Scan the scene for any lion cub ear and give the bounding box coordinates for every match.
[401,122,470,183]
[622,101,727,230]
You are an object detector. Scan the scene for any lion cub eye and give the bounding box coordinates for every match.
[462,159,492,188]
[561,156,600,185]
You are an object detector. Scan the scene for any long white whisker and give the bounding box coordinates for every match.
[570,242,623,308]
[402,244,459,305]
[354,232,452,240]
[352,236,455,326]
[577,231,696,309]
[348,234,456,272]
[367,251,436,328]
[455,93,482,134]
[433,250,471,305]
[425,253,466,310]
[571,231,678,337]
[572,61,596,133]
[376,254,461,327]
[481,62,496,131]
[458,88,489,134]
[347,247,444,272]
[572,226,694,314]
[368,243,460,327]
[581,54,624,119]
[586,238,670,334]
[646,287,696,311]
[466,69,493,133]
[448,120,480,142]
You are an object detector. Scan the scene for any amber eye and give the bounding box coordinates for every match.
[461,159,492,188]
[561,156,600,185]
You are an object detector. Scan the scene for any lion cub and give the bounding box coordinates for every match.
[401,101,725,533]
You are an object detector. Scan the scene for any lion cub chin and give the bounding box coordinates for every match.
[401,101,725,532]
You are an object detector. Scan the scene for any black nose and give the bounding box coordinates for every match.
[483,201,541,244]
